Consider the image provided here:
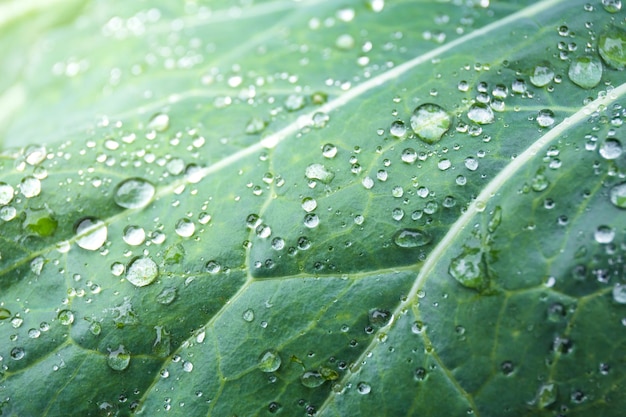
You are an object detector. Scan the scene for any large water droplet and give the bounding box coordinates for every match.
[300,370,324,388]
[0,182,14,205]
[467,102,494,124]
[594,225,615,244]
[602,0,622,12]
[305,163,335,184]
[449,249,487,290]
[258,349,282,372]
[390,120,407,138]
[242,308,255,322]
[301,197,317,212]
[123,225,146,246]
[410,103,451,144]
[530,63,554,87]
[20,176,41,198]
[599,26,626,69]
[126,257,159,287]
[599,138,622,159]
[568,56,602,89]
[75,217,108,251]
[114,178,155,209]
[10,347,25,360]
[107,345,131,371]
[57,309,74,325]
[536,109,555,127]
[392,228,432,248]
[24,144,47,165]
[609,182,626,208]
[175,218,195,237]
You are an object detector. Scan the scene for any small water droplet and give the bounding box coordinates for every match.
[301,197,317,212]
[390,120,407,138]
[464,157,479,171]
[305,163,334,183]
[205,260,221,274]
[126,257,158,287]
[114,178,155,209]
[10,347,25,360]
[467,103,494,124]
[156,287,177,305]
[147,113,170,132]
[20,176,41,198]
[322,143,337,159]
[610,182,626,208]
[123,225,146,246]
[57,309,74,325]
[285,94,305,111]
[182,361,194,372]
[501,361,514,375]
[242,308,255,322]
[393,228,432,248]
[536,109,555,127]
[303,213,320,228]
[530,63,554,87]
[594,225,615,244]
[300,370,324,388]
[612,283,626,303]
[75,217,107,251]
[410,103,451,144]
[245,117,266,134]
[599,138,622,159]
[0,182,14,206]
[107,345,131,371]
[174,218,195,237]
[357,382,371,394]
[258,349,282,372]
[568,56,602,89]
[437,159,451,171]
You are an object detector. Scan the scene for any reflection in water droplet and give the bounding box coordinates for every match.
[107,345,131,371]
[594,225,615,244]
[599,26,626,69]
[467,103,494,124]
[75,217,107,251]
[322,143,337,158]
[568,56,602,89]
[610,182,626,208]
[114,178,155,209]
[303,213,320,228]
[126,257,158,287]
[258,349,282,372]
[536,109,555,127]
[449,249,486,290]
[393,228,432,248]
[599,138,622,159]
[410,103,451,144]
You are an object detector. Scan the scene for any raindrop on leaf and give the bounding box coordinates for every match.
[126,257,159,287]
[258,349,282,372]
[410,103,451,144]
[568,56,602,89]
[75,217,107,251]
[114,178,155,209]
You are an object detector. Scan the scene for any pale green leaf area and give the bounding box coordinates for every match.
[1,0,626,416]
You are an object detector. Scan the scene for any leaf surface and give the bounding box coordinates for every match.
[1,1,626,416]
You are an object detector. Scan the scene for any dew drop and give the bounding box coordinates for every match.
[467,103,494,125]
[57,309,74,325]
[609,182,626,208]
[536,109,555,127]
[612,284,626,304]
[205,260,221,274]
[390,120,407,138]
[242,308,255,322]
[147,113,170,132]
[594,225,615,244]
[410,103,451,144]
[20,176,41,198]
[357,382,371,394]
[10,347,25,360]
[322,143,337,159]
[174,218,195,237]
[392,228,432,248]
[258,349,282,372]
[401,148,417,164]
[599,26,626,69]
[285,94,305,111]
[123,225,146,246]
[75,217,107,251]
[300,370,324,388]
[437,159,451,171]
[182,361,194,372]
[464,157,479,171]
[449,250,486,290]
[107,345,131,371]
[126,257,159,287]
[114,178,155,209]
[305,163,335,184]
[568,56,602,89]
[303,213,320,228]
[530,63,554,87]
[0,183,14,205]
[156,287,177,305]
[602,0,622,13]
[301,197,317,212]
[599,138,622,160]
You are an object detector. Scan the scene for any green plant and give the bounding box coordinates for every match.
[1,0,625,416]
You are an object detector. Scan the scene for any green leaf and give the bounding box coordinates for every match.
[1,0,626,416]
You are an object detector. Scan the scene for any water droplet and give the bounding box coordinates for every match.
[182,361,194,372]
[612,283,626,303]
[10,347,25,360]
[535,383,557,409]
[312,112,329,128]
[511,79,527,94]
[301,197,317,212]
[271,237,285,251]
[242,308,255,322]
[126,257,158,287]
[531,172,550,192]
[0,182,14,205]
[147,113,170,132]
[568,56,602,89]
[392,228,432,248]
[245,117,266,134]
[89,321,102,335]
[536,109,555,127]
[256,224,272,238]
[114,178,155,209]
[610,182,626,208]
[400,148,417,164]
[20,176,41,198]
[599,138,622,159]
[467,103,494,124]
[322,143,337,159]
[0,308,10,320]
[464,157,479,171]
[305,163,334,183]
[258,349,282,372]
[368,309,392,327]
[410,103,451,144]
[75,217,107,251]
[123,225,146,246]
[300,370,324,388]
[284,94,306,111]
[414,367,427,381]
[602,0,622,14]
[437,159,451,171]
[156,287,177,305]
[594,225,615,244]
[449,249,487,290]
[107,345,131,371]
[501,361,514,375]
[175,218,195,237]
[336,33,355,50]
[205,260,221,274]
[530,63,554,87]
[57,309,74,325]
[357,382,371,394]
[390,120,407,138]
[303,213,320,228]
